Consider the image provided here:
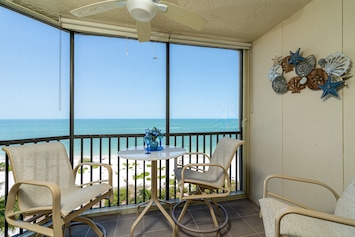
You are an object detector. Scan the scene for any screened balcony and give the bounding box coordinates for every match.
[1,131,246,236]
[0,5,248,237]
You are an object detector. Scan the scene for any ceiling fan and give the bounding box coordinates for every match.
[70,0,207,42]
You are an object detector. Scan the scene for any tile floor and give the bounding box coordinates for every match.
[66,199,265,237]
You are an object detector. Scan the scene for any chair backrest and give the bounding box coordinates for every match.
[2,142,76,211]
[206,137,244,187]
[334,176,355,219]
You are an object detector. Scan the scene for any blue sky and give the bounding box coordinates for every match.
[0,6,240,120]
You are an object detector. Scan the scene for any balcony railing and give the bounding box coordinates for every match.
[0,131,244,236]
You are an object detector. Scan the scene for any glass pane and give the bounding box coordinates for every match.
[0,7,70,141]
[170,44,241,133]
[73,36,167,184]
[74,35,166,135]
[169,44,242,194]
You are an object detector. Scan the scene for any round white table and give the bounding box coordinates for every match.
[118,145,186,237]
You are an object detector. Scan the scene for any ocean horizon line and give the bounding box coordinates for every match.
[0,118,240,155]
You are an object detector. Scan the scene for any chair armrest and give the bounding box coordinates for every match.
[6,180,62,237]
[263,174,340,209]
[73,162,113,187]
[275,206,355,236]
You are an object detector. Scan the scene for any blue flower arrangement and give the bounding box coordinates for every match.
[144,127,164,142]
[144,127,164,152]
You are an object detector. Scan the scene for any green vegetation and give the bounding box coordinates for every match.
[76,158,103,174]
[108,186,131,205]
[135,189,151,203]
[0,196,18,235]
[0,196,5,233]
[0,162,5,171]
[83,158,99,168]
[77,167,88,174]
[0,162,11,172]
[133,172,150,180]
[107,185,178,205]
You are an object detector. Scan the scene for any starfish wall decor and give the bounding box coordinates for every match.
[319,75,345,99]
[267,48,352,100]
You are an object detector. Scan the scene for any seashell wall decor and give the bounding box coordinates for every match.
[268,48,352,100]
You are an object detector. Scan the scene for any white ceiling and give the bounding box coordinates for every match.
[2,0,312,43]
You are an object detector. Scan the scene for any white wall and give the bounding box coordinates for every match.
[249,0,355,212]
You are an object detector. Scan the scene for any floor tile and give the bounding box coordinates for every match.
[85,198,265,237]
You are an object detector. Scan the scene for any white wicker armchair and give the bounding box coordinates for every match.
[259,174,355,237]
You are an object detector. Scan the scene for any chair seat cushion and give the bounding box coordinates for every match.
[259,198,355,237]
[174,167,221,189]
[334,176,355,219]
[61,183,112,216]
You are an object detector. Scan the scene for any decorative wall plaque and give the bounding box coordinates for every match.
[268,48,352,100]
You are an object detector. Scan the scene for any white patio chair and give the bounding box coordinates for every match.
[172,137,244,236]
[3,142,113,237]
[259,174,355,237]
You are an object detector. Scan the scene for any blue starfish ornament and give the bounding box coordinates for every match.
[318,74,344,99]
[288,48,305,67]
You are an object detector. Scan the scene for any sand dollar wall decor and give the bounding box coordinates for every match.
[268,48,352,100]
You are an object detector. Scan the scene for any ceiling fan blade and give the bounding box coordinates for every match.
[136,21,151,42]
[70,0,127,17]
[158,1,207,31]
[154,2,168,12]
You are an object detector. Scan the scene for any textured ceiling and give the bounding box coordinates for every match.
[2,0,312,43]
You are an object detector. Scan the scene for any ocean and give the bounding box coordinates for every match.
[0,119,239,158]
[0,119,239,140]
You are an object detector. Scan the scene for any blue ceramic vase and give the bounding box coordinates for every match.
[149,141,159,151]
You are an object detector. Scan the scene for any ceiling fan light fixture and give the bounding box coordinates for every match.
[127,0,157,22]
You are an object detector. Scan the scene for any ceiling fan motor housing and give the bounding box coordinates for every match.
[127,0,157,22]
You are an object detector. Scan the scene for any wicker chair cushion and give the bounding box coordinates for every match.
[260,197,355,237]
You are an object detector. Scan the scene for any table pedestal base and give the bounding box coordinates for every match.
[130,160,176,237]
